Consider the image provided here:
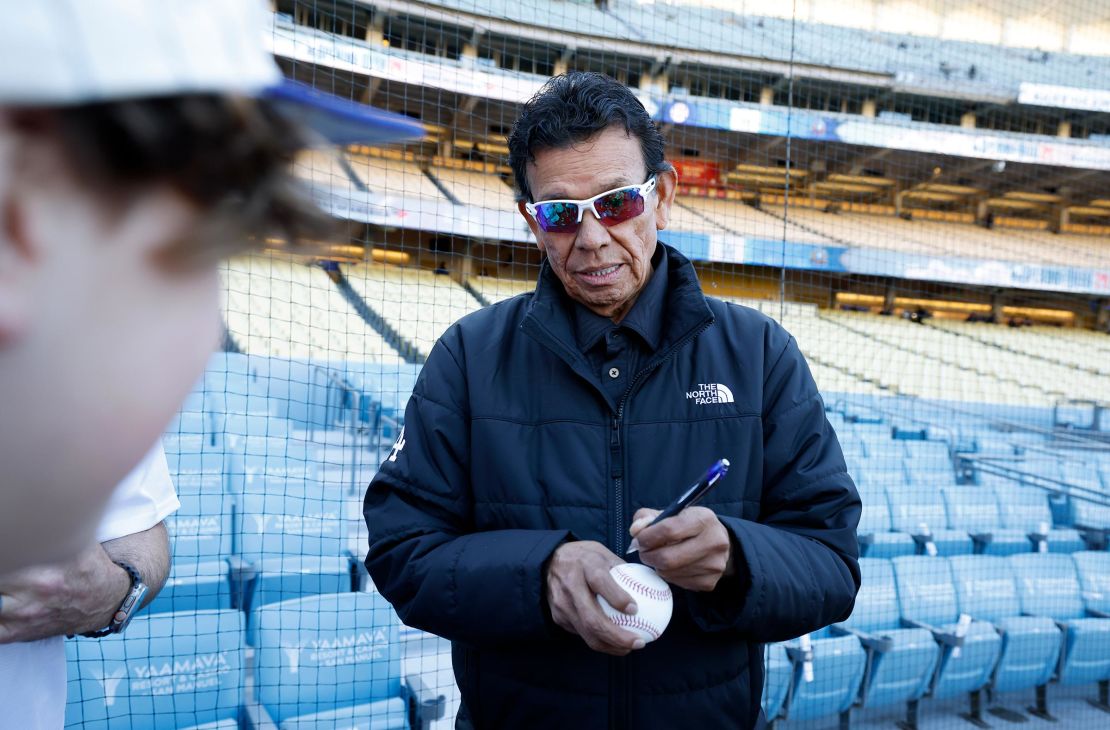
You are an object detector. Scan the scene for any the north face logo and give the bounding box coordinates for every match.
[686,383,734,405]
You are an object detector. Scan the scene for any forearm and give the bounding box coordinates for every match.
[101,521,170,609]
[368,523,570,644]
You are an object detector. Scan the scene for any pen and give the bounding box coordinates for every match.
[626,458,730,554]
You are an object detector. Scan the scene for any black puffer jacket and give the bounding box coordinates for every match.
[365,244,861,729]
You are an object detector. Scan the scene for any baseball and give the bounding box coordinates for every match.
[597,563,673,643]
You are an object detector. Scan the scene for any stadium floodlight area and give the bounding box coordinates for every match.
[62,1,1110,728]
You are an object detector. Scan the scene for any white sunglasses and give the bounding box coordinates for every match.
[525,176,657,233]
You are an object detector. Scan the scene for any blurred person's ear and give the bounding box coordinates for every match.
[0,157,35,347]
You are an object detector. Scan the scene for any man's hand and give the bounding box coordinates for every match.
[630,507,734,592]
[545,541,645,656]
[0,544,129,644]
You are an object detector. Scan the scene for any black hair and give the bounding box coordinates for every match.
[508,71,670,202]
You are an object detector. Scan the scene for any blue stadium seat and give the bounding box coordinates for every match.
[226,434,314,461]
[855,467,909,489]
[253,593,444,729]
[234,491,347,560]
[167,491,234,560]
[948,556,1062,718]
[992,485,1086,553]
[893,557,1003,707]
[232,490,354,641]
[940,486,1031,555]
[220,412,291,439]
[1073,497,1110,533]
[1073,551,1110,616]
[65,609,245,729]
[832,558,938,722]
[904,464,960,487]
[1009,554,1110,691]
[887,489,975,556]
[857,485,916,559]
[904,440,952,471]
[163,435,237,495]
[780,628,866,725]
[145,559,232,616]
[762,643,792,723]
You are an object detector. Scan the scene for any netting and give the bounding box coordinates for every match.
[63,1,1110,728]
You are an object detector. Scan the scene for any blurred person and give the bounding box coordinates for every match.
[365,72,860,729]
[0,0,421,572]
[0,446,175,729]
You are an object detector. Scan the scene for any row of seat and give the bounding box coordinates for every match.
[66,593,444,730]
[860,482,1090,557]
[764,553,1110,727]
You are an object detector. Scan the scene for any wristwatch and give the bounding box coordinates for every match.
[81,561,148,638]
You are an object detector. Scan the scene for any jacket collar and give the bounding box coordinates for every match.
[573,244,669,354]
[521,242,713,377]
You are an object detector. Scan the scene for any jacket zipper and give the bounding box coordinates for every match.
[610,318,712,554]
[609,317,712,730]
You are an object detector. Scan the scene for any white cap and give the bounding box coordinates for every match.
[0,0,423,145]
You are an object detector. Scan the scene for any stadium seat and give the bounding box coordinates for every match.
[65,609,245,729]
[762,643,792,723]
[220,411,291,439]
[992,485,1086,553]
[163,436,231,495]
[779,628,867,725]
[904,440,953,471]
[1009,553,1110,697]
[855,467,909,489]
[253,592,444,729]
[233,490,347,560]
[904,464,960,487]
[941,486,1029,554]
[232,489,355,640]
[857,485,916,558]
[887,489,975,556]
[1073,551,1110,616]
[948,555,1063,719]
[145,559,232,616]
[166,491,234,561]
[831,558,938,723]
[893,557,1003,712]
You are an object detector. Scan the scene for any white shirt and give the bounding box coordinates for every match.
[0,444,179,730]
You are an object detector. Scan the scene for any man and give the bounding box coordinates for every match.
[365,72,861,729]
[0,445,175,728]
[0,0,423,572]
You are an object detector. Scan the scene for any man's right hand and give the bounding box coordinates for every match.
[545,541,644,656]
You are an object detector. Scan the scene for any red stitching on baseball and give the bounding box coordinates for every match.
[616,572,671,602]
[608,613,662,640]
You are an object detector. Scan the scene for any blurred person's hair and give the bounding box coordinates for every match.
[11,94,332,265]
[508,71,671,203]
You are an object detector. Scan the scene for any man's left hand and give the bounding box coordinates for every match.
[630,507,734,592]
[0,544,129,644]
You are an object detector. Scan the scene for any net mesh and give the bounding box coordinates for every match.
[64,1,1110,728]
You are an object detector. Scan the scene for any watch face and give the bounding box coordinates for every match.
[112,581,148,634]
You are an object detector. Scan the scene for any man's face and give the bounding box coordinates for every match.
[0,118,220,569]
[519,125,676,322]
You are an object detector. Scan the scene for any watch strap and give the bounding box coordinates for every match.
[80,561,146,638]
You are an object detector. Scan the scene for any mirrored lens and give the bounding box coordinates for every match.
[535,202,580,232]
[593,188,644,224]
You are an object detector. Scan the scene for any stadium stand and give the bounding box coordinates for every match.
[344,263,485,359]
[222,255,406,363]
[832,558,938,721]
[428,166,517,209]
[253,592,445,728]
[63,2,1110,728]
[65,610,247,728]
